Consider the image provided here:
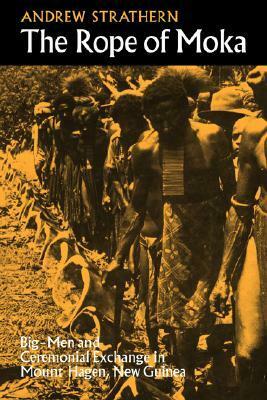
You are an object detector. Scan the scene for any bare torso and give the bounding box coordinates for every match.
[255,130,267,210]
[236,117,267,212]
[132,120,234,237]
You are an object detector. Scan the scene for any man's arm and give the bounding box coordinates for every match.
[214,126,236,208]
[210,129,260,316]
[102,142,152,286]
[112,142,153,263]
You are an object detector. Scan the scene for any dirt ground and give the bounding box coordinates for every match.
[0,156,238,400]
[0,166,110,399]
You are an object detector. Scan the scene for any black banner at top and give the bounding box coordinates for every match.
[1,0,264,65]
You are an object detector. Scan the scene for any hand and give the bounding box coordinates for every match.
[209,279,230,318]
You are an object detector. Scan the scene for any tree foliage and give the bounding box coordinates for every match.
[0,66,158,147]
[0,65,254,148]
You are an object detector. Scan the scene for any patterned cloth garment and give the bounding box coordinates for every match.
[158,195,225,331]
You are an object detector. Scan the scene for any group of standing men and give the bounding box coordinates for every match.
[31,66,267,399]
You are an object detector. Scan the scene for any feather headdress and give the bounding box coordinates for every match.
[158,66,214,99]
[62,72,91,97]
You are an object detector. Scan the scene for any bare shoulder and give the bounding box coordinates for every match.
[236,117,267,163]
[190,120,225,143]
[239,117,267,140]
[109,131,121,145]
[239,117,267,153]
[131,130,158,173]
[133,130,158,154]
[138,129,158,143]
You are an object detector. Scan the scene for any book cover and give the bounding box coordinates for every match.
[0,1,266,399]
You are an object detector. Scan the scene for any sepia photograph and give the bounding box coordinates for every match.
[0,65,266,399]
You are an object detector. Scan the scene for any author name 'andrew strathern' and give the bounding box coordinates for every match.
[20,9,179,24]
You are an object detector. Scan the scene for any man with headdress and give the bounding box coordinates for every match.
[70,95,103,246]
[104,66,236,397]
[102,90,149,255]
[210,66,267,399]
[32,102,52,184]
[46,93,76,206]
[50,73,105,247]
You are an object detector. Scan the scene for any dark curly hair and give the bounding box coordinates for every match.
[158,66,213,99]
[53,93,76,112]
[143,75,189,119]
[62,72,91,97]
[111,91,144,123]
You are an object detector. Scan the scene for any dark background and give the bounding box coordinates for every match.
[1,0,263,65]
